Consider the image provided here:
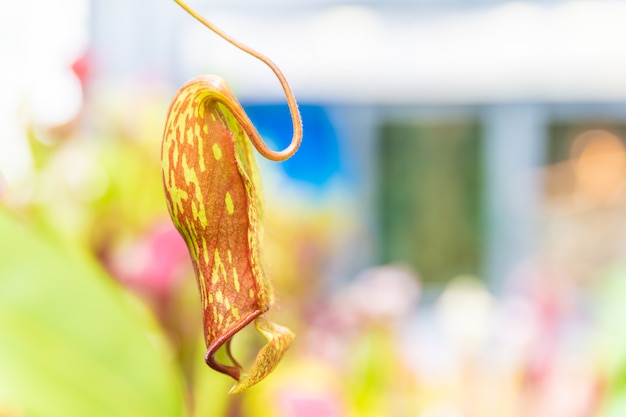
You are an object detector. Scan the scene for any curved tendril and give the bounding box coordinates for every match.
[174,0,302,162]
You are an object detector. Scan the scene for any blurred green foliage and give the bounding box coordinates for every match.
[595,266,626,417]
[0,208,186,416]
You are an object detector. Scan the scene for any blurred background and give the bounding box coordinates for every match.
[2,0,626,416]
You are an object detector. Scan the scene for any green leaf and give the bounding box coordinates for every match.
[0,208,187,417]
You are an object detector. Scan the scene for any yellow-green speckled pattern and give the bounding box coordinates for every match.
[161,75,293,392]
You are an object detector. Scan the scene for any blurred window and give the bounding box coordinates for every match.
[378,118,484,286]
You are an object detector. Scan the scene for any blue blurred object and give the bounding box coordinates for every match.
[243,104,342,187]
